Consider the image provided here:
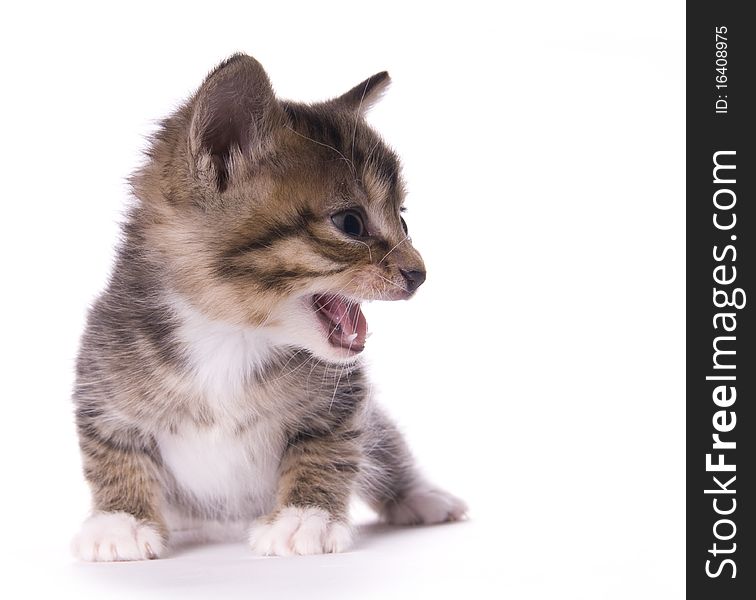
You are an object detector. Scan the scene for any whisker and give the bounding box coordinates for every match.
[285,125,356,175]
[329,359,348,412]
[364,139,382,168]
[374,272,406,292]
[354,239,373,262]
[310,275,361,318]
[351,81,370,168]
[378,234,410,265]
[266,348,309,383]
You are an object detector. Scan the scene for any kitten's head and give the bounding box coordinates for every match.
[133,54,425,363]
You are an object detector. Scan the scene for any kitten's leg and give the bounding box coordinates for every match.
[249,433,359,556]
[72,426,167,562]
[359,407,468,525]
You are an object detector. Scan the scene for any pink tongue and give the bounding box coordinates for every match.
[315,295,368,348]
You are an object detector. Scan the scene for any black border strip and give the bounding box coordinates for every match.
[687,4,754,598]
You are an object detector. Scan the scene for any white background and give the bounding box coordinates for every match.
[0,1,684,598]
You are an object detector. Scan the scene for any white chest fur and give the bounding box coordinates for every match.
[160,297,286,519]
[172,296,277,405]
[157,423,283,519]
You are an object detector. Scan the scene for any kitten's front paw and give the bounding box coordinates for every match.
[72,511,166,562]
[383,484,468,526]
[249,506,352,556]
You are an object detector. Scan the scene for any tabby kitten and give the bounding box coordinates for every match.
[72,54,466,561]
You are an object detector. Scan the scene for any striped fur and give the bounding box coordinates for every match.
[72,54,465,560]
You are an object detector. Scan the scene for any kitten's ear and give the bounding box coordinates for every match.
[333,72,391,114]
[189,54,284,192]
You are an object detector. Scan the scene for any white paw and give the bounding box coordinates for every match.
[383,484,468,525]
[249,506,353,556]
[72,511,166,562]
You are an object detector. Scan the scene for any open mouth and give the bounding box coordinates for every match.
[312,294,368,353]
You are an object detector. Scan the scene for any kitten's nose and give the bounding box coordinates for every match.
[400,269,426,293]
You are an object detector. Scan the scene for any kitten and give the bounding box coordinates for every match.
[72,54,466,561]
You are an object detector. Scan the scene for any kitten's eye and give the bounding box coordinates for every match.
[400,216,408,235]
[331,210,366,238]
